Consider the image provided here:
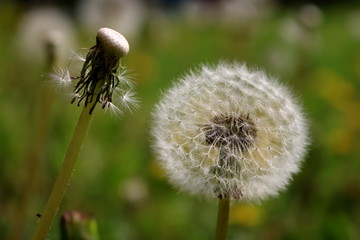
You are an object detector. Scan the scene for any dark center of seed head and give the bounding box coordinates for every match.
[204,113,257,152]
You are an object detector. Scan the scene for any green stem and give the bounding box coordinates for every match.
[215,198,230,240]
[31,105,94,240]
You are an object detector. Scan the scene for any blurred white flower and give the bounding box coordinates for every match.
[297,4,323,29]
[15,7,76,63]
[152,62,309,201]
[265,45,297,77]
[347,10,360,40]
[222,0,274,24]
[119,177,149,206]
[76,0,146,41]
[280,16,321,50]
[280,17,305,44]
[181,0,274,26]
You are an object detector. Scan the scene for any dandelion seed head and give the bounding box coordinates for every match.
[152,62,309,202]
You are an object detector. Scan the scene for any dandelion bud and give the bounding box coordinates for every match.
[152,62,309,201]
[60,211,99,240]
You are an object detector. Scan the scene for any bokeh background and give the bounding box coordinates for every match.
[1,0,360,239]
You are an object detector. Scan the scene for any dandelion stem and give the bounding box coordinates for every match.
[31,104,95,240]
[215,197,230,240]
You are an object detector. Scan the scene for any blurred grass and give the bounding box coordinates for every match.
[1,1,360,240]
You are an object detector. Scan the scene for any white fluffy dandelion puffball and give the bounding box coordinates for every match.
[152,62,308,202]
[97,27,129,57]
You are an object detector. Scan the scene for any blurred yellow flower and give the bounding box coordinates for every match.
[313,68,360,154]
[343,101,360,131]
[229,204,262,227]
[328,128,358,154]
[149,158,166,179]
[314,69,356,110]
[353,52,360,78]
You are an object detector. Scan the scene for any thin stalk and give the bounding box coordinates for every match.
[7,84,54,240]
[7,41,57,240]
[215,198,230,240]
[31,104,95,240]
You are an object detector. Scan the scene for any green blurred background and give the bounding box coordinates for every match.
[1,0,360,239]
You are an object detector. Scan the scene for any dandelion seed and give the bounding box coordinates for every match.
[152,62,309,202]
[48,67,72,88]
[69,49,86,63]
[105,102,123,116]
[117,89,140,112]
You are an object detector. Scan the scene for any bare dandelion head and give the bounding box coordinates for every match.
[151,62,309,201]
[50,28,138,115]
[97,28,129,57]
